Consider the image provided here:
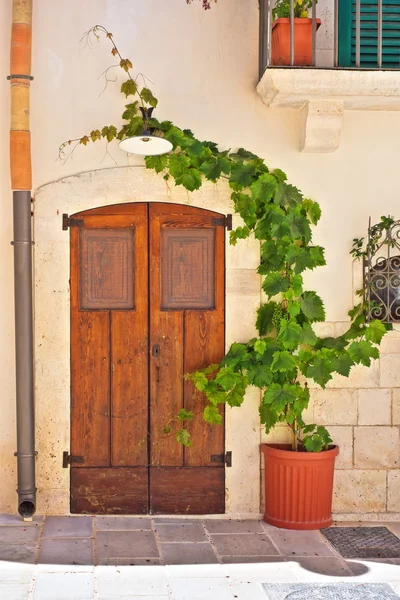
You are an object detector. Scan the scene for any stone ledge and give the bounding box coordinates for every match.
[257,68,400,152]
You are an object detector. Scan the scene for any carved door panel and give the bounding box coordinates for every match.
[69,203,225,514]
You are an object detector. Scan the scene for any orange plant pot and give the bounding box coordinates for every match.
[261,443,339,530]
[271,18,321,66]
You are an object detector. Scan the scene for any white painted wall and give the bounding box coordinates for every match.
[1,0,400,515]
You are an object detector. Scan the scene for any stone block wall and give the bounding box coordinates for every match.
[261,324,400,519]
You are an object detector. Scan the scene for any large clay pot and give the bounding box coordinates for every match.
[261,443,339,530]
[271,18,321,66]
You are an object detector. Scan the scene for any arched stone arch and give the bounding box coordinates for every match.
[33,166,261,517]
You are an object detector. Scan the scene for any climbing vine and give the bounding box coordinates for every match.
[60,26,390,453]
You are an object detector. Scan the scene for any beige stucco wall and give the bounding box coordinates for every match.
[1,0,400,516]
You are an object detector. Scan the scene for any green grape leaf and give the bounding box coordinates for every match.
[287,301,301,318]
[300,292,326,322]
[200,156,231,181]
[301,322,318,346]
[215,367,243,391]
[229,161,257,189]
[291,274,304,297]
[191,371,208,392]
[232,192,257,226]
[204,404,223,425]
[254,340,267,355]
[348,340,379,367]
[271,351,297,373]
[259,403,279,432]
[247,365,273,388]
[262,273,290,298]
[177,409,194,421]
[187,140,204,158]
[288,213,312,242]
[229,226,250,245]
[274,183,302,208]
[256,303,277,336]
[121,79,138,97]
[221,342,249,368]
[175,428,192,447]
[263,383,298,410]
[122,102,139,121]
[303,198,322,225]
[277,320,303,349]
[140,87,158,107]
[230,148,259,160]
[250,173,277,203]
[306,355,332,387]
[272,168,287,182]
[331,352,354,377]
[145,154,168,173]
[365,320,387,345]
[225,383,246,407]
[164,125,188,149]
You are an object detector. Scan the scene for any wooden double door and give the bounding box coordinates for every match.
[69,203,226,514]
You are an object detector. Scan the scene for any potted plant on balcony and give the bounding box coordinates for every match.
[271,0,321,66]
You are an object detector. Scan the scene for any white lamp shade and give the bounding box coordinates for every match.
[119,135,173,156]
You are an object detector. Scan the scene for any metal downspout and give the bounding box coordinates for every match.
[10,0,36,518]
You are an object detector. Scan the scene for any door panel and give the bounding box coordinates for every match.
[150,467,225,515]
[70,206,149,513]
[148,204,225,514]
[70,202,225,515]
[71,467,148,514]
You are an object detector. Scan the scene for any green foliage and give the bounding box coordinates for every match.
[65,25,389,454]
[272,0,317,20]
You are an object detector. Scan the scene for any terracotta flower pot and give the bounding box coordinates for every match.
[271,18,321,66]
[261,443,339,530]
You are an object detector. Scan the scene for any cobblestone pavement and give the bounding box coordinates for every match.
[0,516,399,599]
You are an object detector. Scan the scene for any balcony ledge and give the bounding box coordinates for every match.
[257,68,400,152]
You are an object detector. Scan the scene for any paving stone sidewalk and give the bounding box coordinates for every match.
[0,517,400,599]
[1,515,400,568]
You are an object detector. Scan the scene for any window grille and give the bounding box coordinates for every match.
[364,219,400,322]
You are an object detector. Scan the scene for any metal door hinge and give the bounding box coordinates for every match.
[212,214,232,230]
[62,451,84,468]
[62,214,84,230]
[211,451,232,467]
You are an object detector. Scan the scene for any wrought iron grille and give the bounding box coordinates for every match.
[364,218,400,323]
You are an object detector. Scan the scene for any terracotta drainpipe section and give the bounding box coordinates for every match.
[10,0,36,519]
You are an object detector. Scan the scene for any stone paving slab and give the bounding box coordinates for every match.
[43,516,93,539]
[0,544,37,563]
[156,522,208,543]
[211,532,279,556]
[0,526,40,544]
[38,538,94,565]
[95,517,152,531]
[96,530,158,559]
[161,542,218,565]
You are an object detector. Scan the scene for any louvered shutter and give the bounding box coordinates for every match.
[338,0,400,68]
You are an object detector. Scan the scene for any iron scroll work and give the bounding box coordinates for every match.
[364,218,400,323]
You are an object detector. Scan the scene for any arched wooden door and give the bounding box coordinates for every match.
[69,203,226,514]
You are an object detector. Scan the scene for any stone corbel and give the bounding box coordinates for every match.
[299,99,344,153]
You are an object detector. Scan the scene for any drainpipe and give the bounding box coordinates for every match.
[10,0,36,519]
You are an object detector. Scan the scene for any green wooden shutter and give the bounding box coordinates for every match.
[338,0,400,68]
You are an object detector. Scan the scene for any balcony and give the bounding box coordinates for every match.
[257,0,400,151]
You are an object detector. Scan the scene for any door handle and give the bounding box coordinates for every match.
[156,365,160,382]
